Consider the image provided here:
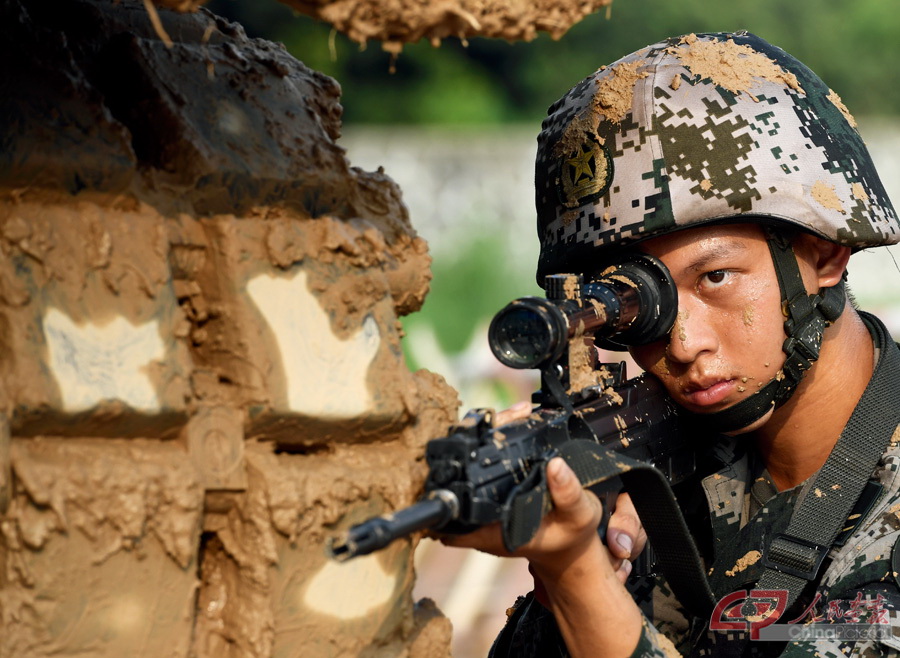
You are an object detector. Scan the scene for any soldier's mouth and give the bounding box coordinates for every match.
[682,379,735,408]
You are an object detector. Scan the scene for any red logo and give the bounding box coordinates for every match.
[710,590,788,639]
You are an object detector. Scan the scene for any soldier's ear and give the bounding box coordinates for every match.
[793,233,850,290]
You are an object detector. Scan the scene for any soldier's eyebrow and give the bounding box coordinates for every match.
[685,242,749,273]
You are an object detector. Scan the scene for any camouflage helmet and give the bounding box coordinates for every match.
[535,31,900,284]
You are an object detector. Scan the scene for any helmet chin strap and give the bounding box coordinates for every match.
[690,229,845,434]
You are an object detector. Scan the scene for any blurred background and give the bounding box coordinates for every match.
[207,1,900,653]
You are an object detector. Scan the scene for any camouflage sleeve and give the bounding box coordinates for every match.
[628,571,693,653]
[628,616,685,658]
[779,638,898,658]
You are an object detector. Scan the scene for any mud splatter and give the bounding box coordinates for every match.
[653,354,671,376]
[563,275,579,300]
[891,426,900,447]
[851,182,870,202]
[587,298,609,323]
[812,181,846,214]
[554,58,649,161]
[592,59,649,124]
[604,388,624,405]
[743,306,754,327]
[568,338,605,393]
[561,207,580,223]
[671,37,803,98]
[726,550,762,577]
[553,111,599,161]
[675,309,689,342]
[827,89,858,129]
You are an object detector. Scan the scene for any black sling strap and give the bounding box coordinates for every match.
[558,439,718,618]
[757,312,900,607]
[498,434,717,616]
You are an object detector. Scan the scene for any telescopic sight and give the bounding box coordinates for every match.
[488,254,676,369]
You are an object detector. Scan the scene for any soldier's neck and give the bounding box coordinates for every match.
[752,308,874,492]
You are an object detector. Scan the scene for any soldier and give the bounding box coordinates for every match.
[443,32,900,656]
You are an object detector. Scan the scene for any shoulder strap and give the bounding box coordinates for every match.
[758,312,900,608]
[557,440,717,618]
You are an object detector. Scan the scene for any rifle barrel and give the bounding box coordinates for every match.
[328,490,460,561]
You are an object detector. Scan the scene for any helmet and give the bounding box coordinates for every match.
[535,31,900,283]
[534,32,900,433]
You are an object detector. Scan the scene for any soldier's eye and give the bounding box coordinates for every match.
[702,270,730,288]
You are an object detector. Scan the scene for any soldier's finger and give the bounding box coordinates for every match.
[546,458,603,528]
[493,400,533,427]
[546,457,584,509]
[605,555,633,584]
[606,493,647,560]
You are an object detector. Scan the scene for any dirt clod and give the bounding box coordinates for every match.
[281,0,614,52]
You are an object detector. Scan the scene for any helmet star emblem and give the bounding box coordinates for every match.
[567,146,596,183]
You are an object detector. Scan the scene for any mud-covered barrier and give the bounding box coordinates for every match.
[0,1,458,655]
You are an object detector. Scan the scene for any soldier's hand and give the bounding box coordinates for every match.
[487,400,648,576]
[439,457,641,584]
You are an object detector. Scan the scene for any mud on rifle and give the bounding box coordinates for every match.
[328,253,697,563]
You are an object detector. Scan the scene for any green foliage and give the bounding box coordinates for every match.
[401,235,541,365]
[207,0,900,125]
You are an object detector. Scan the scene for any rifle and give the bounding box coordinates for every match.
[328,253,694,563]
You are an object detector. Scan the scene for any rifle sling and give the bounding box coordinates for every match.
[756,312,900,608]
[557,440,717,618]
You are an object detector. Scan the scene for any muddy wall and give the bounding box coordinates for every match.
[0,1,457,655]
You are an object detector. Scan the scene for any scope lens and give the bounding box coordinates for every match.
[489,304,555,369]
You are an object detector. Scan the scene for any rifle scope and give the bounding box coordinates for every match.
[488,253,677,369]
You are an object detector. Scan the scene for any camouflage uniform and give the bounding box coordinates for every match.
[491,315,900,658]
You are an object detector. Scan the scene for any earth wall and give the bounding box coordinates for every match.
[0,1,457,655]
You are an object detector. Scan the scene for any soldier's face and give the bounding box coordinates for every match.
[627,224,798,430]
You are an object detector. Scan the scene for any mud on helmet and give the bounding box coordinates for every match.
[535,32,900,432]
